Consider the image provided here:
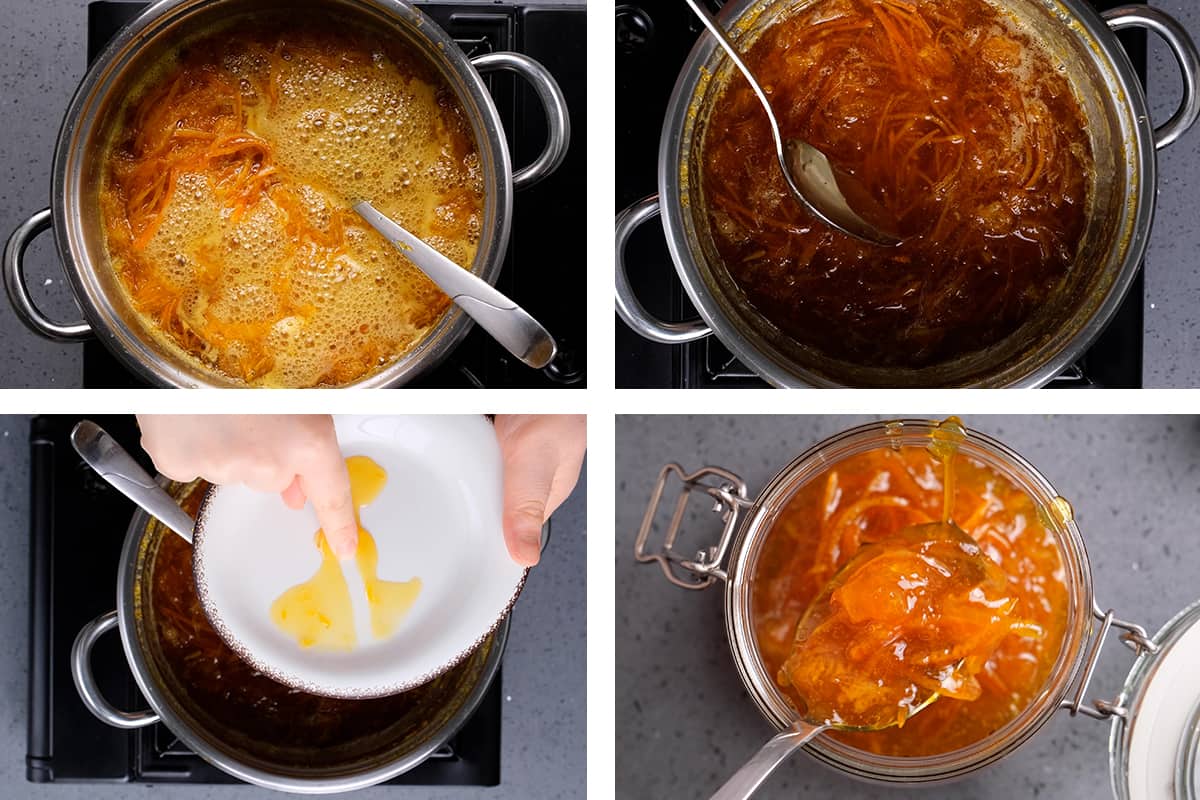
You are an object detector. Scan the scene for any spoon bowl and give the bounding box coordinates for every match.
[683,0,901,246]
[712,521,1004,799]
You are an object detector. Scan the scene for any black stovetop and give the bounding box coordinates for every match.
[83,0,585,389]
[615,0,1145,388]
[26,414,503,787]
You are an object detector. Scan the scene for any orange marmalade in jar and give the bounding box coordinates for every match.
[752,436,1069,756]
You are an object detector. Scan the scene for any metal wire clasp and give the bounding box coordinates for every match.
[1061,602,1160,720]
[633,462,752,590]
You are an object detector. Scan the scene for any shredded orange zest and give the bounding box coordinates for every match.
[752,445,1068,756]
[99,22,483,386]
[702,0,1093,371]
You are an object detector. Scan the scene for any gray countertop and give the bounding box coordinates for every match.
[616,415,1200,799]
[0,415,586,799]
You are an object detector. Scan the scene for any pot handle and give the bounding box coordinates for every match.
[1104,5,1200,150]
[3,208,91,341]
[71,610,160,729]
[634,462,751,590]
[471,52,570,191]
[615,195,713,344]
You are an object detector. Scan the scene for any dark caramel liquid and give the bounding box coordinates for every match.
[702,0,1093,372]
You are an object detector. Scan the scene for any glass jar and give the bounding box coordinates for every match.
[635,419,1164,787]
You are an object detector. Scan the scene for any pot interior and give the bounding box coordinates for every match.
[131,481,500,781]
[59,0,507,387]
[674,0,1145,387]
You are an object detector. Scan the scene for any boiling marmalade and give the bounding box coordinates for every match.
[702,0,1093,373]
[100,17,484,386]
[271,455,421,650]
[753,443,1068,755]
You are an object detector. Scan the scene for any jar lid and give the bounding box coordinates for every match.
[1110,598,1200,800]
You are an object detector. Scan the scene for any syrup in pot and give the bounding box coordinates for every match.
[100,16,484,386]
[701,0,1093,374]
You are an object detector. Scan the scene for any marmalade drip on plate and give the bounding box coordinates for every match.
[752,442,1068,756]
[271,455,421,650]
[701,0,1093,371]
[100,16,484,386]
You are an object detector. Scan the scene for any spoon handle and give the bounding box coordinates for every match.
[682,0,781,137]
[353,201,558,370]
[70,420,195,543]
[710,721,828,800]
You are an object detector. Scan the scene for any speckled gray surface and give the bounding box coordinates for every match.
[0,0,577,387]
[0,415,586,799]
[616,415,1200,799]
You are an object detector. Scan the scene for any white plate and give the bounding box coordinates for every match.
[192,415,526,698]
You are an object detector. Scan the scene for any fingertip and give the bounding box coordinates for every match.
[515,539,541,567]
[505,516,542,567]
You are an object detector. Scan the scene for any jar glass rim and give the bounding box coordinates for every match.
[723,419,1095,783]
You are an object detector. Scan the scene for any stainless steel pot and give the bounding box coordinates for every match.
[4,0,569,387]
[71,483,508,793]
[615,0,1200,387]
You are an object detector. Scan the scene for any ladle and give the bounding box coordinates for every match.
[712,521,991,799]
[353,200,559,369]
[682,0,901,246]
[70,420,195,543]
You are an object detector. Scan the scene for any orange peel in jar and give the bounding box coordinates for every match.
[780,522,1039,730]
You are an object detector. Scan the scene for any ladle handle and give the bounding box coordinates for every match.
[682,0,780,138]
[353,201,558,369]
[710,721,828,800]
[70,420,194,543]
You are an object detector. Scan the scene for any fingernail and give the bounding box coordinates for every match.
[516,528,541,567]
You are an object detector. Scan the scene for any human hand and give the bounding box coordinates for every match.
[136,415,359,557]
[493,415,586,567]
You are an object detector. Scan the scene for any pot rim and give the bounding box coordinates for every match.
[113,488,508,794]
[50,0,515,388]
[720,419,1095,782]
[656,0,1158,388]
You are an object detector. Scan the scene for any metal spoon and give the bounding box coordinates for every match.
[70,420,194,543]
[711,690,939,800]
[352,201,558,369]
[683,0,901,246]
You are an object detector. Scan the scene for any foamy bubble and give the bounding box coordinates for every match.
[106,23,484,387]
